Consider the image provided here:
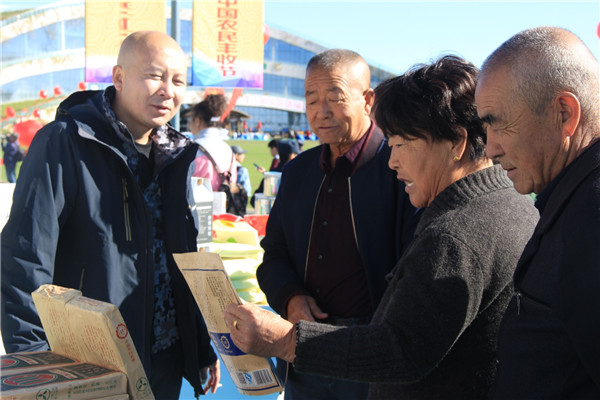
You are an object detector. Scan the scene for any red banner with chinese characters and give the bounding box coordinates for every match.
[192,0,264,88]
[85,1,166,83]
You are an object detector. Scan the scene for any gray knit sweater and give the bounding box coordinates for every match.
[294,165,539,399]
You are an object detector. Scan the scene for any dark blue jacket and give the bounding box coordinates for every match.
[2,139,21,167]
[257,126,420,316]
[490,140,600,399]
[1,90,215,395]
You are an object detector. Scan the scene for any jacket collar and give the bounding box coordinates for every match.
[514,139,600,280]
[535,139,600,233]
[59,87,195,172]
[319,119,385,173]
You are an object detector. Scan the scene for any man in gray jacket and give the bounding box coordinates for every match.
[1,31,220,399]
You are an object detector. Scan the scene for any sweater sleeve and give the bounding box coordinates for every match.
[293,230,485,383]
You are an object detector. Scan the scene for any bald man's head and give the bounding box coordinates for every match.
[480,26,599,131]
[117,31,185,69]
[111,31,188,142]
[307,48,371,90]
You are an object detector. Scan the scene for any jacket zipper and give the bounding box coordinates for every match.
[515,291,522,315]
[122,178,132,242]
[347,178,360,249]
[303,176,361,281]
[304,176,326,282]
[78,269,85,291]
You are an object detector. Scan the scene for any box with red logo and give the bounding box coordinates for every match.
[1,351,77,375]
[0,362,127,400]
[31,285,154,400]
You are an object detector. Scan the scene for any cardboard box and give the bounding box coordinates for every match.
[173,252,283,396]
[0,362,127,400]
[31,285,154,400]
[1,351,78,375]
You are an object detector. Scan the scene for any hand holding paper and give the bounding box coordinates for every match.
[173,252,283,395]
[224,303,296,363]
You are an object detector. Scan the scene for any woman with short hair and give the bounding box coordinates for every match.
[223,55,539,399]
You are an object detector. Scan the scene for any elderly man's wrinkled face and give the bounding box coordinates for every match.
[304,65,372,152]
[475,67,563,195]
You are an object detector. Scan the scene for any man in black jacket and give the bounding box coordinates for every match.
[476,26,600,398]
[256,49,420,400]
[1,31,220,399]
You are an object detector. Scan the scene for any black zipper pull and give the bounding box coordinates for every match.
[515,291,522,316]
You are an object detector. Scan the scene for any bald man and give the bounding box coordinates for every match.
[475,27,600,398]
[1,31,220,398]
[256,49,421,400]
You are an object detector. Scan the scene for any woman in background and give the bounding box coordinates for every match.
[189,94,237,191]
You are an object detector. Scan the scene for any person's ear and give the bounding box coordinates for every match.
[451,126,469,161]
[556,91,581,138]
[113,65,124,91]
[363,88,375,114]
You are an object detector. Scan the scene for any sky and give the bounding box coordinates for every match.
[1,0,599,75]
[263,0,600,74]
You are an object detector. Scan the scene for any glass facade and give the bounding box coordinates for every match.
[2,68,85,103]
[1,3,392,134]
[234,106,308,134]
[265,38,315,66]
[2,19,84,63]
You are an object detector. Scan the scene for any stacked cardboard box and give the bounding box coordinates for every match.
[1,360,128,400]
[30,285,154,400]
[1,351,78,374]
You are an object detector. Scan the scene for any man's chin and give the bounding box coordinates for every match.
[512,180,535,196]
[152,115,175,127]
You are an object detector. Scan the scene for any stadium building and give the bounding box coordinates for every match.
[1,0,394,135]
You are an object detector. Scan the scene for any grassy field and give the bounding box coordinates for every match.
[227,139,319,198]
